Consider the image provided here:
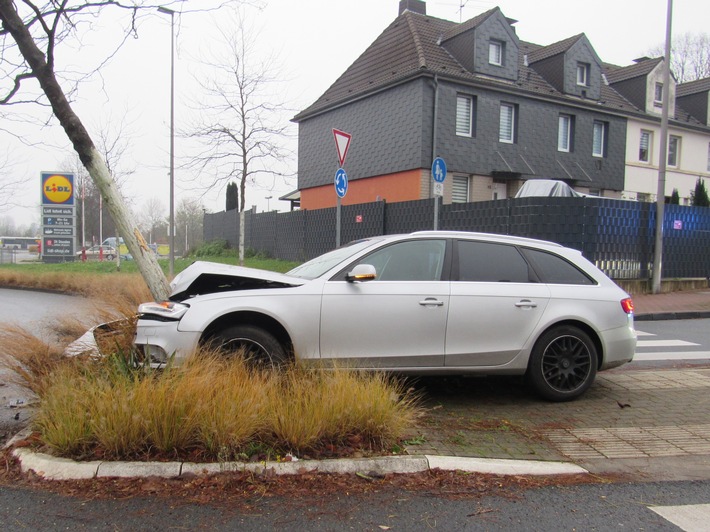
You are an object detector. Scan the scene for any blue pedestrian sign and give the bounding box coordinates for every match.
[334,168,348,198]
[432,157,447,183]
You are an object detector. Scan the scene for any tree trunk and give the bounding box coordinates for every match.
[0,1,170,300]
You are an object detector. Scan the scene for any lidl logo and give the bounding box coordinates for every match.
[42,173,74,205]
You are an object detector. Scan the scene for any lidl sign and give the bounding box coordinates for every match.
[41,172,74,205]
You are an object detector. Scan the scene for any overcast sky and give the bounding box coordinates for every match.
[2,0,705,231]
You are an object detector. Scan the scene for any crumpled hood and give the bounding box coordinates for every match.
[169,261,306,301]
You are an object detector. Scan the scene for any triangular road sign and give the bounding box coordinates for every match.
[333,129,352,167]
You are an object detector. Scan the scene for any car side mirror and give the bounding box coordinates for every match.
[346,264,377,282]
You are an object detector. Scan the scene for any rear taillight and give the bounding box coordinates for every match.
[620,298,634,314]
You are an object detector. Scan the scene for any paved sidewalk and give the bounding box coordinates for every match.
[403,288,710,481]
[633,287,710,320]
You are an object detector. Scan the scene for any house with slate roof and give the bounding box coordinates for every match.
[292,0,710,209]
[604,57,710,203]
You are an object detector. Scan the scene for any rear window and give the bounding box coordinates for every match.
[521,248,595,285]
[456,240,530,283]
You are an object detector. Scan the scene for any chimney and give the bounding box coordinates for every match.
[399,0,426,16]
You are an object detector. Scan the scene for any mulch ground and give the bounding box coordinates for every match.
[0,447,620,511]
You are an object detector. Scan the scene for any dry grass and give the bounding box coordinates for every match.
[30,352,420,461]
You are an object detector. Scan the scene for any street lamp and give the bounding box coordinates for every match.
[158,5,175,277]
[265,195,272,211]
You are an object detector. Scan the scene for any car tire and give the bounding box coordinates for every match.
[213,324,288,369]
[526,325,598,402]
[106,254,115,260]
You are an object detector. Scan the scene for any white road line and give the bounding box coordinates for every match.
[636,340,699,347]
[635,331,655,337]
[650,503,710,532]
[633,351,710,361]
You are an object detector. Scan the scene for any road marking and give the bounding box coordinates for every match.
[635,330,655,337]
[636,340,699,347]
[650,503,710,531]
[633,351,710,361]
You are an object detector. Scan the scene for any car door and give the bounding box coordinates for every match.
[445,239,550,367]
[320,239,449,368]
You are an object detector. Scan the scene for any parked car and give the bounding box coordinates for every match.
[76,245,117,260]
[134,231,636,401]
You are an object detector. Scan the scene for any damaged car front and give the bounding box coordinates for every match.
[133,261,312,367]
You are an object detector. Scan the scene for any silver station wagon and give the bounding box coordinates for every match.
[134,231,636,401]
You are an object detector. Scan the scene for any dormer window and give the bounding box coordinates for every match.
[489,40,504,66]
[576,63,590,86]
[654,82,663,105]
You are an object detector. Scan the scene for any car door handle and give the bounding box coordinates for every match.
[419,298,444,307]
[515,299,537,308]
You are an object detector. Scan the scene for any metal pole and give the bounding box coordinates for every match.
[336,196,341,248]
[651,0,673,294]
[158,6,176,277]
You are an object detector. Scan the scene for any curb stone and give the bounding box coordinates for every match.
[11,448,588,480]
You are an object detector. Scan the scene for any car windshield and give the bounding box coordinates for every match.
[287,238,383,280]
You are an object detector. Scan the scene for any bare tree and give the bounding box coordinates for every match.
[0,0,177,299]
[137,197,168,246]
[183,6,293,264]
[175,197,204,256]
[648,32,710,83]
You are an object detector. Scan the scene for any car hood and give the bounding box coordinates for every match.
[169,261,306,302]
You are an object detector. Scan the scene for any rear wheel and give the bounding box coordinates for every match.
[212,324,288,369]
[527,325,598,401]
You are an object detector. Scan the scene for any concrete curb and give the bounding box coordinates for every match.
[635,311,710,322]
[11,448,588,480]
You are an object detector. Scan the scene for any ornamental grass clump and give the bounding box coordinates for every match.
[32,351,420,461]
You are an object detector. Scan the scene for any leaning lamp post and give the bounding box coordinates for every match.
[158,5,176,277]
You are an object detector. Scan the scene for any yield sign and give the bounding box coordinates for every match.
[332,129,352,167]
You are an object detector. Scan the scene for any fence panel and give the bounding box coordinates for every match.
[204,198,710,280]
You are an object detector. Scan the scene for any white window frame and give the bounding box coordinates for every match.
[451,175,470,203]
[499,103,515,143]
[456,95,473,137]
[576,63,589,86]
[592,121,606,157]
[654,82,663,105]
[668,135,681,167]
[639,130,652,163]
[558,115,572,152]
[489,40,503,66]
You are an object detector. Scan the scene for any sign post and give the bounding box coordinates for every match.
[333,129,352,248]
[334,168,348,247]
[40,172,75,262]
[431,157,447,230]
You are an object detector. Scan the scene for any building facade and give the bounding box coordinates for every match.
[293,0,710,209]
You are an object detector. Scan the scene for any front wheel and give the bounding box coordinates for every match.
[527,325,598,402]
[212,324,288,369]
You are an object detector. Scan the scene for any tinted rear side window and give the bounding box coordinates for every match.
[457,240,530,282]
[521,248,596,285]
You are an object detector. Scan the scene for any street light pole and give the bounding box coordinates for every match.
[265,195,272,211]
[651,0,673,294]
[158,6,175,277]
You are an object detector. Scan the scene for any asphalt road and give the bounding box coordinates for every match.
[1,478,709,530]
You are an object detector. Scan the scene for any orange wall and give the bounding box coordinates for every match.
[301,169,423,209]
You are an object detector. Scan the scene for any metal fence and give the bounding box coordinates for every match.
[204,197,710,280]
[0,248,17,265]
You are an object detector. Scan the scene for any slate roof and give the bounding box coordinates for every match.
[604,57,663,84]
[527,34,584,64]
[677,77,710,97]
[293,10,697,124]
